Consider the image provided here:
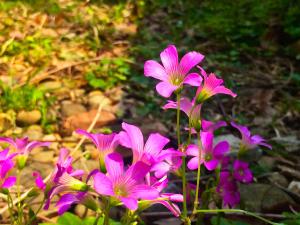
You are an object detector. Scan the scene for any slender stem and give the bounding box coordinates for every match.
[176,92,187,220]
[196,209,280,225]
[7,191,15,224]
[27,197,46,225]
[192,131,202,216]
[16,170,23,225]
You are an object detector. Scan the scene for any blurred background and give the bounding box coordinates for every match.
[0,0,299,224]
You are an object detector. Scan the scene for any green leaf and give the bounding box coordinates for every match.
[57,212,83,225]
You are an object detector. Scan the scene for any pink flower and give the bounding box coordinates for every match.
[118,122,174,164]
[76,130,119,169]
[202,120,227,133]
[195,67,237,103]
[186,132,229,171]
[93,153,159,210]
[217,171,240,208]
[144,45,204,98]
[0,137,49,155]
[33,171,46,190]
[231,122,271,150]
[56,192,86,215]
[0,149,16,189]
[163,98,202,130]
[233,160,253,183]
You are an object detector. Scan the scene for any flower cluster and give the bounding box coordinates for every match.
[0,44,272,224]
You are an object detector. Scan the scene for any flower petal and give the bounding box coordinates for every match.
[160,45,178,74]
[186,144,199,157]
[213,86,237,98]
[183,73,203,86]
[125,161,150,184]
[179,51,204,75]
[2,176,16,188]
[213,141,230,159]
[187,157,199,170]
[144,60,168,81]
[144,133,169,158]
[120,197,138,210]
[156,81,178,98]
[93,172,114,196]
[201,132,213,153]
[204,159,219,171]
[130,184,159,200]
[105,153,124,180]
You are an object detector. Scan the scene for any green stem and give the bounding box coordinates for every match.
[192,131,202,219]
[16,170,23,225]
[176,92,187,220]
[26,197,46,225]
[7,191,15,224]
[196,209,280,225]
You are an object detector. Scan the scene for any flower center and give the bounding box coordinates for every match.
[238,169,244,176]
[170,73,183,86]
[204,153,212,162]
[114,184,128,197]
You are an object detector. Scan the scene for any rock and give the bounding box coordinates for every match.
[42,133,61,150]
[105,86,123,104]
[63,109,116,135]
[24,125,43,140]
[258,156,277,171]
[38,81,62,92]
[140,120,169,136]
[32,150,54,163]
[214,134,240,151]
[288,181,300,196]
[17,110,41,125]
[269,172,289,187]
[272,136,300,152]
[61,102,87,117]
[0,112,14,132]
[88,91,112,109]
[240,183,295,212]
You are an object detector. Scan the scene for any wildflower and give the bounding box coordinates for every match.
[217,171,240,207]
[233,160,253,183]
[33,171,46,190]
[93,153,159,210]
[186,132,229,171]
[163,98,202,131]
[76,130,119,170]
[202,120,227,133]
[231,122,271,151]
[0,137,49,169]
[118,122,174,165]
[144,45,204,97]
[195,67,236,103]
[56,192,87,215]
[0,149,16,189]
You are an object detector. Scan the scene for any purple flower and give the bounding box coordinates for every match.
[56,192,86,215]
[0,137,50,155]
[33,171,46,190]
[93,153,159,210]
[163,98,202,130]
[118,122,172,164]
[144,45,204,98]
[0,148,16,189]
[76,130,119,168]
[217,171,240,207]
[148,176,183,217]
[202,120,227,133]
[186,132,229,171]
[195,67,237,103]
[231,122,271,150]
[233,160,253,183]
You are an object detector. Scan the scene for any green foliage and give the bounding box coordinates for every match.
[85,58,131,90]
[280,212,300,225]
[211,216,250,225]
[39,212,121,225]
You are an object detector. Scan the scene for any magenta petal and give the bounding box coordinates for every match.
[213,86,237,98]
[156,81,178,98]
[2,176,16,188]
[33,172,46,190]
[183,73,203,86]
[120,197,138,210]
[213,141,229,159]
[120,122,144,155]
[151,161,170,178]
[125,161,150,183]
[56,193,78,215]
[144,60,168,81]
[186,144,199,157]
[130,184,159,200]
[154,200,181,217]
[105,153,124,180]
[187,157,199,170]
[204,159,219,171]
[160,45,178,74]
[93,172,114,196]
[179,51,204,75]
[144,133,169,157]
[201,132,213,153]
[0,148,9,161]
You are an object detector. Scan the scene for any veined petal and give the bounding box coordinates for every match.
[120,123,144,156]
[151,161,170,178]
[33,172,46,190]
[105,153,124,180]
[201,132,213,153]
[213,141,229,159]
[120,197,138,210]
[186,144,199,157]
[144,133,169,158]
[160,45,178,74]
[187,157,199,170]
[144,60,168,81]
[56,193,79,215]
[130,184,159,200]
[202,120,227,132]
[125,161,150,184]
[94,172,114,196]
[179,51,204,75]
[2,176,16,188]
[213,86,237,98]
[183,73,203,86]
[25,141,50,154]
[152,200,181,217]
[0,148,9,161]
[204,159,219,171]
[156,81,178,98]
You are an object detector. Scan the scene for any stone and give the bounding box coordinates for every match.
[38,81,62,92]
[269,172,289,187]
[42,133,61,150]
[24,125,43,140]
[258,156,277,171]
[61,102,87,117]
[88,91,112,109]
[239,183,295,212]
[32,150,54,163]
[17,110,41,125]
[288,181,300,196]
